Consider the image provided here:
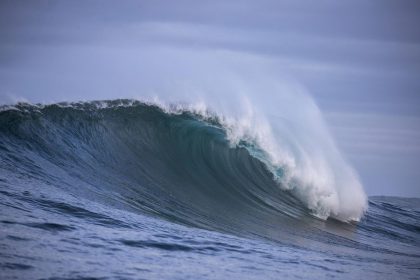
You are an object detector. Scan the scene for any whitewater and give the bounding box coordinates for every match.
[1,97,419,279]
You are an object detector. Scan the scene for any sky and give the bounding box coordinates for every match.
[0,0,419,197]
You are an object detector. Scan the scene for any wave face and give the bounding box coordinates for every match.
[0,99,365,224]
[1,100,419,279]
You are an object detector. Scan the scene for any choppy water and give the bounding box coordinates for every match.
[1,100,419,279]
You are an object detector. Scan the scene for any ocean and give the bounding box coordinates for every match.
[0,100,419,279]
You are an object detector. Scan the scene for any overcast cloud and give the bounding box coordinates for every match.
[1,0,419,197]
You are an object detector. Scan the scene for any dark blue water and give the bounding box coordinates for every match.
[1,100,419,279]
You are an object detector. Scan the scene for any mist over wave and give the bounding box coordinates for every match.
[6,49,367,221]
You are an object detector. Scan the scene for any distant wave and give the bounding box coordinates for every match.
[0,99,367,227]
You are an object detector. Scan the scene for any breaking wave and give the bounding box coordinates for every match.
[0,98,367,229]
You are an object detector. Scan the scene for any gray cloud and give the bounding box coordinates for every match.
[1,0,420,197]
